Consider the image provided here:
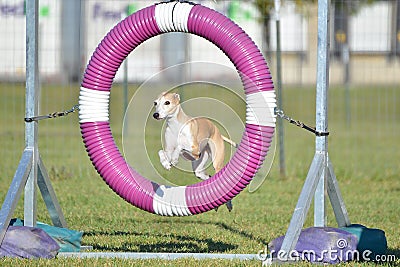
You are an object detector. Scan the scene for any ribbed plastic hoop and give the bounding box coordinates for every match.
[80,2,276,216]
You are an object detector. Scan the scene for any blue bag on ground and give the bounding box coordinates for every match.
[10,218,82,252]
[268,227,358,264]
[341,224,387,261]
[0,226,59,258]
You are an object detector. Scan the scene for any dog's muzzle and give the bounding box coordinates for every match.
[153,112,160,120]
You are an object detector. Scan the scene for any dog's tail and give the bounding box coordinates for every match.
[221,135,238,148]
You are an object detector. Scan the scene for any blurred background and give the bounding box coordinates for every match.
[1,0,399,84]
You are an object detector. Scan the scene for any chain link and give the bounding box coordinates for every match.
[274,108,329,137]
[24,104,79,123]
[24,103,327,137]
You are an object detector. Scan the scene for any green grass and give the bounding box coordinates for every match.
[0,82,399,266]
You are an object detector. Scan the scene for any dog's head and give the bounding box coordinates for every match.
[153,92,180,120]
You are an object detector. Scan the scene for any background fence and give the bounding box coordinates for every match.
[0,0,399,193]
[1,0,399,84]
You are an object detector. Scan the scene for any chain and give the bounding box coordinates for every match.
[24,104,79,123]
[23,103,327,137]
[275,108,329,137]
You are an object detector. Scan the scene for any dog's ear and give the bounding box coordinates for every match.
[174,93,180,101]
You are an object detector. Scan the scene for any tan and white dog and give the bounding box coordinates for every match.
[153,91,236,211]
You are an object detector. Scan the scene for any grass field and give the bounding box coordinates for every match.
[0,82,399,266]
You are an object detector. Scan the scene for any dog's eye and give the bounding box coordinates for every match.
[164,101,170,105]
[154,102,157,106]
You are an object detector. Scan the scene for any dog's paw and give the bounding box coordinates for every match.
[171,159,179,167]
[170,154,179,166]
[226,200,233,212]
[162,161,172,170]
[159,150,172,170]
[214,200,233,212]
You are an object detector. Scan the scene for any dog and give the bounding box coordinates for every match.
[153,91,237,211]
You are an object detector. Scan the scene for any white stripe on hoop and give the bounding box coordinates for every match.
[153,185,191,216]
[246,91,277,127]
[155,2,193,33]
[79,87,110,123]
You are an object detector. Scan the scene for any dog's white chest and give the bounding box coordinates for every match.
[165,120,193,151]
[177,124,193,151]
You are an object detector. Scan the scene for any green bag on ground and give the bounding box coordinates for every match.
[10,218,82,252]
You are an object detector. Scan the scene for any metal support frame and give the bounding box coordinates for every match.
[279,0,350,260]
[0,0,67,245]
[58,252,259,260]
[275,0,286,178]
[0,0,350,261]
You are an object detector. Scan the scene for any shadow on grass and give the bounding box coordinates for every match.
[214,221,268,246]
[83,229,237,253]
[82,219,267,253]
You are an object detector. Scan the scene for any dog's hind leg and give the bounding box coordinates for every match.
[192,146,211,180]
[210,136,233,212]
[209,136,225,175]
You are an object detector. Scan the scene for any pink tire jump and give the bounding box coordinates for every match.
[79,1,276,216]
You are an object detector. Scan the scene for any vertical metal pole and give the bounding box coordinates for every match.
[0,0,67,239]
[61,0,82,82]
[314,0,331,227]
[343,43,351,126]
[277,2,350,261]
[24,0,40,227]
[275,0,285,178]
[278,0,332,259]
[396,0,400,55]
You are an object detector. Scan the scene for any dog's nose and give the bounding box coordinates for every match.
[153,113,159,119]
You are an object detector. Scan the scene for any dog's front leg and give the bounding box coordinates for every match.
[160,127,177,170]
[158,150,172,170]
[170,145,182,167]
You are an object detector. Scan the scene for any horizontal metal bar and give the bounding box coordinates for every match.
[58,252,259,261]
